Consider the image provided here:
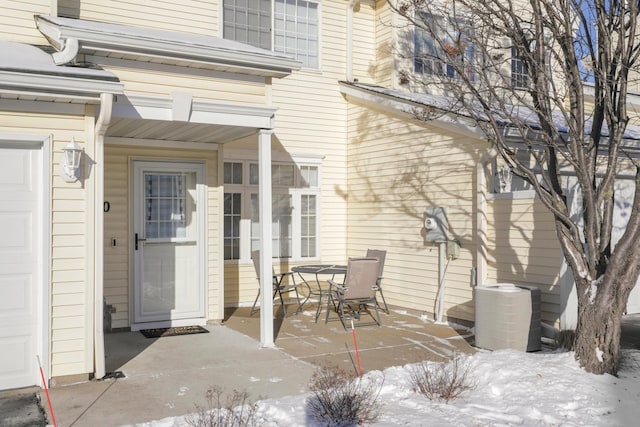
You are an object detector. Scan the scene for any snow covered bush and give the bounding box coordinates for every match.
[185,386,258,427]
[306,364,381,426]
[408,355,476,403]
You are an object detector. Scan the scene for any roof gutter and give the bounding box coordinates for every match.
[0,70,122,101]
[36,15,301,78]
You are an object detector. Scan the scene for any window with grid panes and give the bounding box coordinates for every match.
[511,46,529,88]
[414,12,476,82]
[223,160,319,260]
[222,0,319,68]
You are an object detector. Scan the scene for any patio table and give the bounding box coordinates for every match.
[292,265,347,321]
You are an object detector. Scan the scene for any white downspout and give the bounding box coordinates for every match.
[476,147,497,288]
[94,93,113,379]
[346,0,375,82]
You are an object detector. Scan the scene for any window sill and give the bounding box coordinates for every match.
[487,190,537,200]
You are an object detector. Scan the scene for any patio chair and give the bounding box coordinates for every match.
[249,251,303,317]
[325,257,381,329]
[366,248,390,314]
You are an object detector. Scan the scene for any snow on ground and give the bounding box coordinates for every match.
[127,347,640,426]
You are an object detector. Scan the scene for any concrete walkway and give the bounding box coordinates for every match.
[6,306,475,427]
[38,325,317,427]
[3,310,637,427]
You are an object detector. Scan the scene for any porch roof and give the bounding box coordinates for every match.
[35,15,301,78]
[0,41,123,102]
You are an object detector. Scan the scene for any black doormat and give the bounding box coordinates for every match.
[140,325,209,338]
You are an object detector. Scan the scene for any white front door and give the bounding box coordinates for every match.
[0,142,43,390]
[132,161,206,329]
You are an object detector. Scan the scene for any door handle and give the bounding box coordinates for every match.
[135,233,147,250]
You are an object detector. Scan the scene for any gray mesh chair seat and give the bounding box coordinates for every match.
[325,257,382,329]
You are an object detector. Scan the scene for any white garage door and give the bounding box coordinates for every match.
[0,143,43,390]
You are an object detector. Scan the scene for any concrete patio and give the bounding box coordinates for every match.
[2,309,640,427]
[223,306,476,372]
[32,304,474,427]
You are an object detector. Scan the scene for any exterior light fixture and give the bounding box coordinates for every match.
[60,137,83,182]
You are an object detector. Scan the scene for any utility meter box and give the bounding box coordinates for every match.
[424,206,448,242]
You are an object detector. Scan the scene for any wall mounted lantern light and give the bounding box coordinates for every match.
[60,137,83,182]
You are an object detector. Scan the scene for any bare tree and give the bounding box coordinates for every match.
[389,0,640,375]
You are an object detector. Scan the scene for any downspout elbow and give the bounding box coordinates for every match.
[52,37,79,65]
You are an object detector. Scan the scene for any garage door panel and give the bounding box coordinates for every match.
[0,211,33,256]
[0,144,41,390]
[0,334,34,390]
[0,149,34,196]
[0,274,33,314]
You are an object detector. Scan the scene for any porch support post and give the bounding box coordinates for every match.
[258,129,274,347]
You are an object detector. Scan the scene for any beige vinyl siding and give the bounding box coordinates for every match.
[345,103,484,323]
[0,0,50,44]
[58,0,219,36]
[486,197,562,327]
[96,64,267,104]
[0,110,90,377]
[104,143,220,328]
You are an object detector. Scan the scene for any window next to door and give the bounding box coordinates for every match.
[223,161,319,261]
[222,0,319,68]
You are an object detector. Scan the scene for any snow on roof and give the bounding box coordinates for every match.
[0,41,118,80]
[39,15,281,58]
[342,81,640,143]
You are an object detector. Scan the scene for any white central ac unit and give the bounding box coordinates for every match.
[474,284,541,352]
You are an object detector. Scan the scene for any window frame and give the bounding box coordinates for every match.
[414,12,477,82]
[511,46,529,89]
[223,159,321,263]
[222,0,320,69]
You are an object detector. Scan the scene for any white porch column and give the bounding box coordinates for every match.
[258,129,274,346]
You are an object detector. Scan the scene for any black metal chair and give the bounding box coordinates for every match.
[249,251,303,316]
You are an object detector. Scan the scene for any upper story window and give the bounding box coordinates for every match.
[511,46,529,88]
[414,13,476,82]
[223,0,319,68]
[224,160,320,261]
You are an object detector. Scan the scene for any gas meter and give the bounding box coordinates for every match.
[424,206,448,243]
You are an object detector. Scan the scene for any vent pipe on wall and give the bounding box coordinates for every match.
[346,0,375,82]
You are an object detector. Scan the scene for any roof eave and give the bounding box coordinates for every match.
[338,81,485,140]
[36,15,301,78]
[0,70,124,101]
